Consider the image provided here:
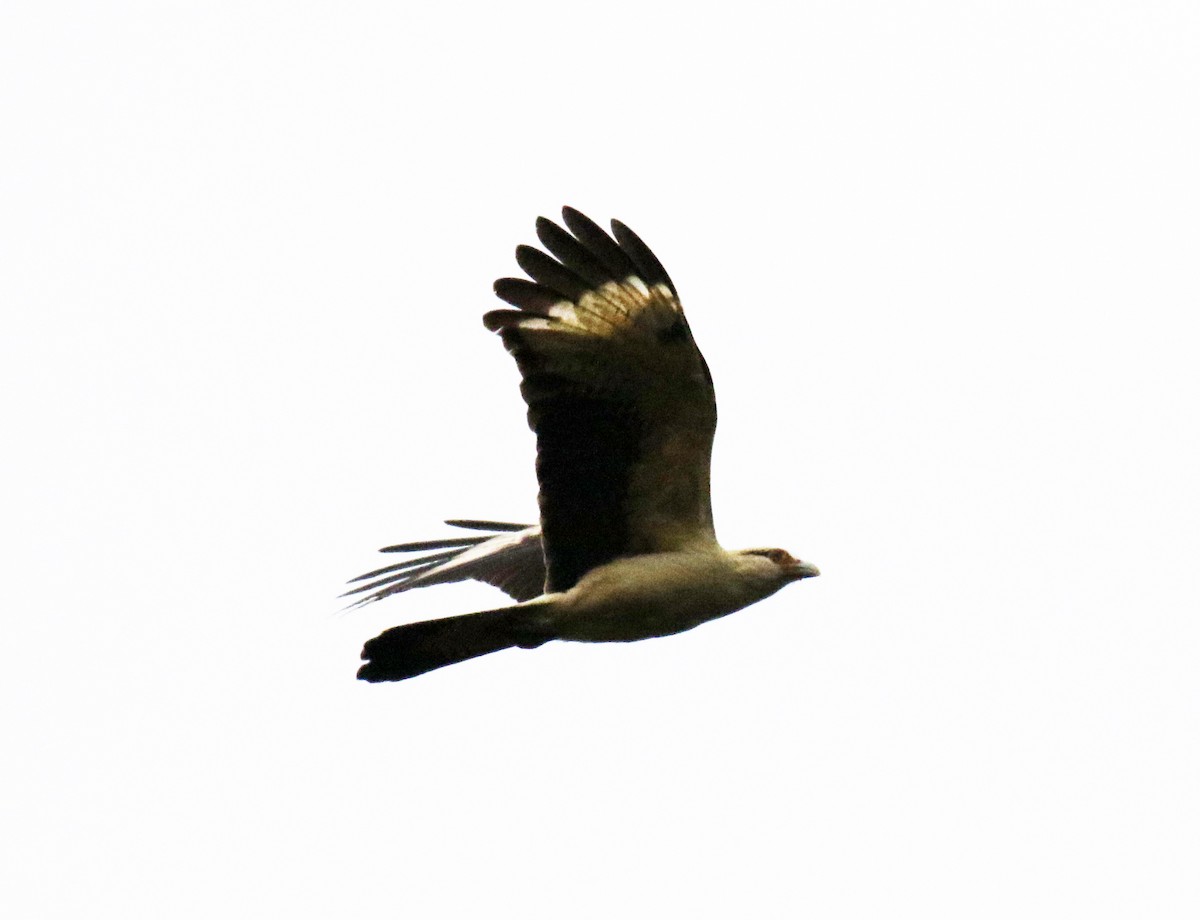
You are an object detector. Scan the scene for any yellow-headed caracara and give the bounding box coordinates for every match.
[348,208,819,682]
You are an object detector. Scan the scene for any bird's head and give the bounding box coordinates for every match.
[734,547,821,588]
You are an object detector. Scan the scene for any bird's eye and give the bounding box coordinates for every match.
[749,548,795,565]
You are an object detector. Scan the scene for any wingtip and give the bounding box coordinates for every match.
[534,214,566,252]
[514,243,540,267]
[444,519,533,532]
[610,217,676,295]
[482,308,524,332]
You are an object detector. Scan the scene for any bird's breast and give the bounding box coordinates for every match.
[550,551,765,643]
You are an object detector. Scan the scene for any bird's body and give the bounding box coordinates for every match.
[551,549,810,643]
[350,208,819,682]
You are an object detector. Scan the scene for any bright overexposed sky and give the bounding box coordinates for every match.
[3,2,1198,917]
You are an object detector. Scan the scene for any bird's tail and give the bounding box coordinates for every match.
[357,603,552,683]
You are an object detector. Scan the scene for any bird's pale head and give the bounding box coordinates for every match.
[735,547,821,585]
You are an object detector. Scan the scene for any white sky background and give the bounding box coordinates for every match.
[3,1,1198,917]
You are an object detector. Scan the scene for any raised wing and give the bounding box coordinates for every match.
[484,208,719,592]
[344,520,545,606]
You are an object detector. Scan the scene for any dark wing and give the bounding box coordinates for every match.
[484,208,718,593]
[343,521,545,606]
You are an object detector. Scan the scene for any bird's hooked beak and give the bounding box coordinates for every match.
[787,559,821,580]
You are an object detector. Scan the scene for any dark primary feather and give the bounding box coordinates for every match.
[611,218,676,295]
[560,207,642,280]
[344,521,545,605]
[485,208,718,593]
[534,217,614,288]
[377,536,484,553]
[442,519,530,532]
[348,549,463,584]
[515,245,592,301]
[492,277,563,313]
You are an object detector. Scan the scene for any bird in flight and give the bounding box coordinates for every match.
[348,207,820,682]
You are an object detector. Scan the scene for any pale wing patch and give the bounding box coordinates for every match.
[514,316,557,332]
[626,275,650,298]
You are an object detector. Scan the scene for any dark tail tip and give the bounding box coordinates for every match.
[357,608,547,683]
